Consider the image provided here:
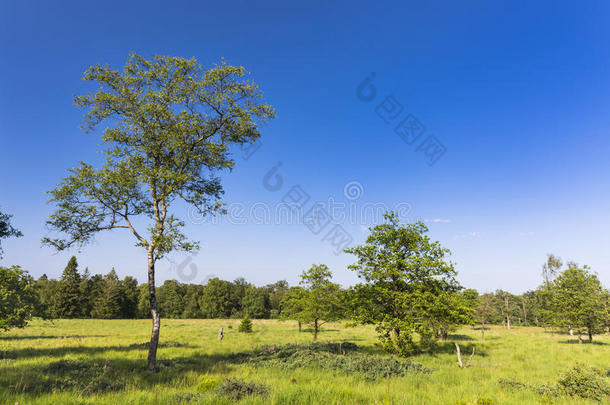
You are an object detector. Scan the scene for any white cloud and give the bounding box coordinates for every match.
[425,218,451,224]
[453,231,481,239]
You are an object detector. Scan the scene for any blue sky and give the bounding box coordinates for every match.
[1,0,609,293]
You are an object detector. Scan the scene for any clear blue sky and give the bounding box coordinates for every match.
[1,0,609,293]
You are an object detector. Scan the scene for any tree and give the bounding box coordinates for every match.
[91,269,123,319]
[199,278,242,318]
[54,256,82,318]
[344,212,461,355]
[546,264,607,343]
[495,290,518,329]
[0,208,22,258]
[157,279,185,318]
[42,53,274,371]
[242,285,270,319]
[0,266,35,330]
[266,280,289,318]
[32,274,58,319]
[120,276,140,318]
[474,293,497,340]
[280,286,307,332]
[283,264,342,340]
[542,254,563,285]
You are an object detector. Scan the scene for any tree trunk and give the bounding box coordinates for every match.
[506,314,511,330]
[147,249,160,372]
[578,333,582,344]
[298,320,301,332]
[313,319,318,340]
[588,329,593,343]
[481,321,485,341]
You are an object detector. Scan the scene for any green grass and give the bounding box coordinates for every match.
[1,319,609,404]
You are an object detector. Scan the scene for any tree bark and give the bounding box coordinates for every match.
[588,329,593,343]
[298,320,302,332]
[313,319,318,340]
[578,333,582,344]
[506,314,511,330]
[147,248,160,372]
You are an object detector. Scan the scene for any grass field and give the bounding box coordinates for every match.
[1,319,609,404]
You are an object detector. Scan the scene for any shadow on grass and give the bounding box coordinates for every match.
[0,352,240,396]
[0,335,108,341]
[447,334,475,341]
[3,341,197,360]
[558,340,608,345]
[426,341,489,358]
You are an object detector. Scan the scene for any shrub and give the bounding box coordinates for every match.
[245,342,429,381]
[557,365,610,401]
[239,316,253,333]
[215,377,270,400]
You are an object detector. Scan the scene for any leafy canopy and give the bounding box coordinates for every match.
[345,211,461,355]
[43,53,275,259]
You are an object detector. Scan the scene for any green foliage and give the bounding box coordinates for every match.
[91,269,123,319]
[545,264,608,341]
[215,377,270,401]
[241,285,271,319]
[238,316,253,333]
[280,264,343,339]
[557,365,610,401]
[0,265,35,330]
[345,211,462,355]
[199,278,244,318]
[53,256,82,318]
[244,342,430,381]
[0,208,22,258]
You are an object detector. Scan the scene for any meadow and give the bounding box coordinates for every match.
[1,319,609,404]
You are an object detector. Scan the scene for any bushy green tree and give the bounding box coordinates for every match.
[0,266,35,330]
[546,264,608,343]
[345,212,461,355]
[32,274,58,319]
[282,264,342,340]
[199,278,242,318]
[242,285,270,319]
[54,256,82,318]
[157,280,185,318]
[182,284,204,318]
[42,53,274,371]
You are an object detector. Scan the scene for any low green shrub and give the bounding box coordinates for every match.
[499,365,610,402]
[557,365,610,401]
[244,342,429,380]
[215,377,270,400]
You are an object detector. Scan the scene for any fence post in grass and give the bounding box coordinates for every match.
[218,327,224,341]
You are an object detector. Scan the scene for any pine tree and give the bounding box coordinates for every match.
[54,256,82,318]
[79,267,93,318]
[92,268,122,319]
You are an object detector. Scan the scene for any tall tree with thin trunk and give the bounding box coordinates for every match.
[42,53,274,371]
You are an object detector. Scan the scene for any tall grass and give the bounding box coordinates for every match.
[0,319,608,404]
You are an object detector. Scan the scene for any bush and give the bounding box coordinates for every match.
[215,377,270,400]
[245,342,429,381]
[557,365,610,401]
[239,316,253,333]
